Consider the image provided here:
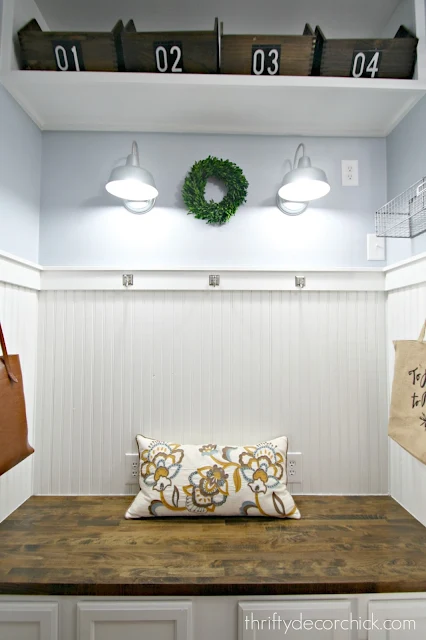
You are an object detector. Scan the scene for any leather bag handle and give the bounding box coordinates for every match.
[0,323,18,383]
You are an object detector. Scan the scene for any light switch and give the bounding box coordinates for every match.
[367,234,385,261]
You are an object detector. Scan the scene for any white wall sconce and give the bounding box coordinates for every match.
[105,141,158,214]
[276,143,330,215]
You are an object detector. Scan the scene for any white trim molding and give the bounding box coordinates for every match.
[0,248,425,292]
[40,267,385,292]
[385,251,426,291]
[0,250,41,290]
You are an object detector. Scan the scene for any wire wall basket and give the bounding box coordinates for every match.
[376,177,426,238]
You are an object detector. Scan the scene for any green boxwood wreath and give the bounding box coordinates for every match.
[182,156,249,225]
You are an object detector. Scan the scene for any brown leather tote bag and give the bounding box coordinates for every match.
[0,323,34,475]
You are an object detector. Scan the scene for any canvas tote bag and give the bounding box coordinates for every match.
[0,323,34,475]
[389,319,426,464]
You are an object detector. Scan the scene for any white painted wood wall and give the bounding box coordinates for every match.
[387,282,426,527]
[0,282,38,521]
[4,250,426,516]
[34,289,388,496]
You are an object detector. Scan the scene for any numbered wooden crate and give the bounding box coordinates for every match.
[220,23,316,76]
[120,18,219,73]
[18,19,124,71]
[312,25,418,79]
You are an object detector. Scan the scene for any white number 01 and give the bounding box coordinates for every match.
[352,51,380,78]
[252,48,279,75]
[54,45,80,71]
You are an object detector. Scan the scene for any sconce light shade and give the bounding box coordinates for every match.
[278,161,330,202]
[105,141,158,213]
[106,166,158,201]
[277,144,330,214]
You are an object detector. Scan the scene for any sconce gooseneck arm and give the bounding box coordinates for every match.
[131,141,140,167]
[293,143,305,169]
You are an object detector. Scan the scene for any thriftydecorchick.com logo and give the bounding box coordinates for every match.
[244,612,415,634]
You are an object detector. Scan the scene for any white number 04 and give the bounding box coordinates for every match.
[54,45,80,71]
[252,48,279,75]
[352,51,380,78]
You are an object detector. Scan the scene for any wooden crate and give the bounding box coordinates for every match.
[18,19,124,72]
[220,23,316,76]
[312,25,418,79]
[120,19,219,73]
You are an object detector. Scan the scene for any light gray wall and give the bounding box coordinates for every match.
[381,0,414,38]
[36,0,402,38]
[0,86,42,263]
[386,95,426,263]
[40,132,386,268]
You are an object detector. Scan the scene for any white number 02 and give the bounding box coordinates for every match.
[352,51,380,78]
[155,45,182,73]
[252,48,279,75]
[54,45,80,71]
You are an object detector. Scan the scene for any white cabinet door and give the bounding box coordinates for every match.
[0,602,58,640]
[77,601,192,640]
[368,600,426,639]
[239,601,354,640]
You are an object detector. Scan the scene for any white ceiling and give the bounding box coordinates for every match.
[35,0,405,38]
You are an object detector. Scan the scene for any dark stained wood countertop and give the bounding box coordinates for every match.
[0,495,426,596]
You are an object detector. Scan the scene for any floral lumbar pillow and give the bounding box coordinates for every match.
[125,434,300,519]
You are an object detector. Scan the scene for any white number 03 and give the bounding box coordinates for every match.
[252,48,279,75]
[352,51,380,78]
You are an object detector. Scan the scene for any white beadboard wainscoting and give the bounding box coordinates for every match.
[35,289,388,496]
[0,282,38,522]
[387,281,426,527]
[4,250,426,512]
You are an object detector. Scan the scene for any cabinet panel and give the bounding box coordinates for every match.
[77,601,192,640]
[368,600,426,639]
[91,620,174,640]
[0,602,58,640]
[239,601,354,640]
[0,622,40,640]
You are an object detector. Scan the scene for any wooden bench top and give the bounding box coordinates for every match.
[0,495,425,596]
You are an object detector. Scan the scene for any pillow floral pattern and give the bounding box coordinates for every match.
[126,435,300,519]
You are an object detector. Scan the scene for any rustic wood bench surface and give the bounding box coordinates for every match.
[0,495,425,596]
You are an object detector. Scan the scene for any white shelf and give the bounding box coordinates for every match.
[1,0,426,136]
[2,70,426,136]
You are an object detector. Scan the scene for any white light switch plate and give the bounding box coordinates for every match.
[367,234,385,261]
[341,159,359,186]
